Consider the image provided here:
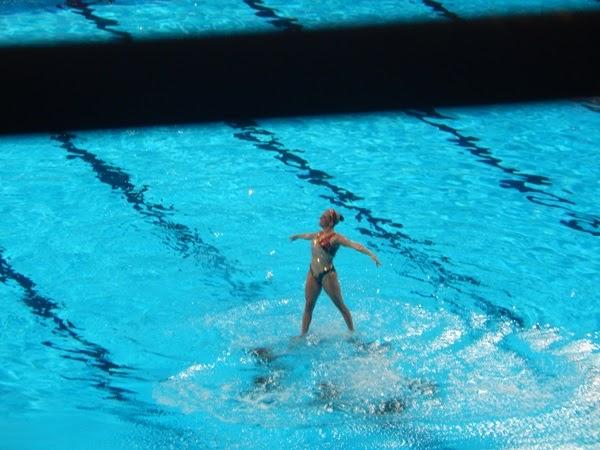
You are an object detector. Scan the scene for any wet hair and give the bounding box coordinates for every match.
[327,208,344,226]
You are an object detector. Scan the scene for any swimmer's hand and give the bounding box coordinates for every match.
[372,255,382,267]
[289,235,298,241]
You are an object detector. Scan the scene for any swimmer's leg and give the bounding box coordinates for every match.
[322,271,354,332]
[301,271,321,335]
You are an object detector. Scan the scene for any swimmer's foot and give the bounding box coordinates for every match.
[290,334,306,345]
[344,330,361,344]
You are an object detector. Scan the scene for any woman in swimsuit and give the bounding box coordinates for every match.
[290,208,381,336]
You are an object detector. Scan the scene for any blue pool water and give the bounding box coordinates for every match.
[1,0,600,44]
[2,106,599,449]
[1,2,600,449]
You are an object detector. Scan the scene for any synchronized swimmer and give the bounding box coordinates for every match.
[290,208,381,336]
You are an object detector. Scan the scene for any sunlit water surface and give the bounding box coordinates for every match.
[1,1,600,449]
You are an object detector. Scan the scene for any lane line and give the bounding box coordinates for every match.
[242,0,303,31]
[0,247,133,401]
[59,0,133,41]
[51,132,265,298]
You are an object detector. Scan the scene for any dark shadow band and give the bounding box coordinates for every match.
[1,10,599,135]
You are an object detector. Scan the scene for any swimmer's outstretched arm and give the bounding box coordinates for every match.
[289,232,317,241]
[335,235,381,266]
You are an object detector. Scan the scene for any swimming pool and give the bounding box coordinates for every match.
[1,1,600,449]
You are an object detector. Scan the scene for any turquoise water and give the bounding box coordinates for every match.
[1,104,599,449]
[1,0,599,45]
[1,1,600,449]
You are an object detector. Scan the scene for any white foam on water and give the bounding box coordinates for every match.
[153,295,599,447]
[411,327,600,448]
[458,321,512,363]
[170,362,215,381]
[429,327,464,352]
[521,326,562,351]
[554,339,599,362]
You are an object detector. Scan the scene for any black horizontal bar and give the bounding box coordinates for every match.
[1,11,600,134]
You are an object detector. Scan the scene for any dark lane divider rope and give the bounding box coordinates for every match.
[395,5,599,237]
[421,0,461,21]
[59,0,133,42]
[242,0,303,31]
[405,108,600,237]
[582,97,600,113]
[0,247,133,401]
[1,246,202,437]
[51,132,265,299]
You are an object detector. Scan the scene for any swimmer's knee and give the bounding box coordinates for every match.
[333,297,348,312]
